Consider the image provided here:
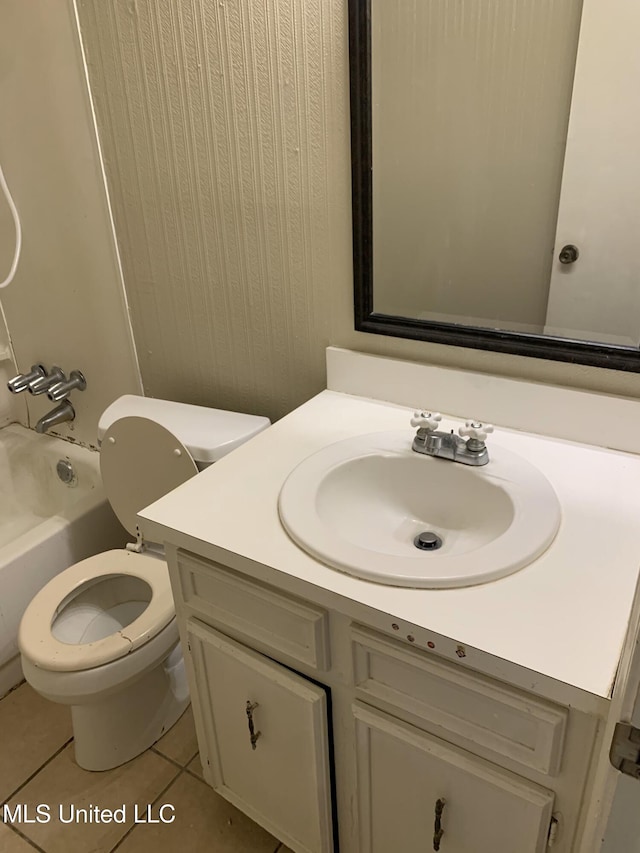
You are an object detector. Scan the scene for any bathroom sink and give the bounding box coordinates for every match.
[278,430,560,588]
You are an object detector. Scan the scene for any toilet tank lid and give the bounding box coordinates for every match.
[98,395,270,463]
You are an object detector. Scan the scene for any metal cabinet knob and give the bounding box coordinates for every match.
[559,244,579,265]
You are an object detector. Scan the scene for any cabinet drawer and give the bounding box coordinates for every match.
[351,625,567,776]
[177,551,330,670]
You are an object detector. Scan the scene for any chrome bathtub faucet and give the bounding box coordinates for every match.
[7,364,87,434]
[410,410,493,467]
[38,369,86,433]
[35,401,75,434]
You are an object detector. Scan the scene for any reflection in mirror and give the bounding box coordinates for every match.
[350,0,640,369]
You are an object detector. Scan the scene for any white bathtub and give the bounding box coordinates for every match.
[0,424,127,697]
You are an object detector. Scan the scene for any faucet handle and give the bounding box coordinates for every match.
[411,411,442,431]
[28,366,65,395]
[7,364,45,394]
[459,420,494,442]
[47,370,86,402]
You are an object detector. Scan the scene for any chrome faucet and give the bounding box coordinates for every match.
[7,364,45,394]
[7,363,86,434]
[27,366,66,395]
[48,370,86,402]
[35,401,75,434]
[410,411,494,466]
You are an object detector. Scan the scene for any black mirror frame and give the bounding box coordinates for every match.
[348,0,640,373]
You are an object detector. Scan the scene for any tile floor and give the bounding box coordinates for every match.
[0,682,293,852]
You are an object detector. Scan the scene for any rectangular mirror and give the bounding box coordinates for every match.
[349,0,640,371]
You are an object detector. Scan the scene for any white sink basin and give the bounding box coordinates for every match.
[278,430,561,588]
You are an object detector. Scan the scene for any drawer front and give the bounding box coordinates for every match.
[188,619,334,853]
[177,551,330,670]
[352,626,567,776]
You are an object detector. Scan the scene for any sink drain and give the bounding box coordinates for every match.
[414,531,443,551]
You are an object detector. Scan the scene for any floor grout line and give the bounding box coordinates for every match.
[182,763,205,784]
[3,823,47,853]
[0,679,26,703]
[1,737,74,808]
[148,745,198,773]
[109,767,184,853]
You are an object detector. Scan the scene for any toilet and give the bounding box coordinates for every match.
[18,395,270,771]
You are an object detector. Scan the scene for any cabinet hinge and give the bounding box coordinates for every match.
[547,815,559,848]
[610,723,640,779]
[125,526,146,553]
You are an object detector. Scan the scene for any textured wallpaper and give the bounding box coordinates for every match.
[76,0,353,422]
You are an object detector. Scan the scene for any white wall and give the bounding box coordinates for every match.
[0,305,23,428]
[0,0,141,447]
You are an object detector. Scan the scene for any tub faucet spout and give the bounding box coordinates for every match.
[35,401,75,434]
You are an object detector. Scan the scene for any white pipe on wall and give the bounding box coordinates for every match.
[0,162,22,289]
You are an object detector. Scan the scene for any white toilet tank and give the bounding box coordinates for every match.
[98,395,270,469]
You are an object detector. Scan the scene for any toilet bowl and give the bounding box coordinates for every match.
[18,396,270,770]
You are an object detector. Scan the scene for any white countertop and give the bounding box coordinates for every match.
[139,390,640,699]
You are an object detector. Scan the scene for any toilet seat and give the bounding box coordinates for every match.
[19,549,174,672]
[99,416,198,541]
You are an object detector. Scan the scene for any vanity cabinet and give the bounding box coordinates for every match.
[172,550,598,853]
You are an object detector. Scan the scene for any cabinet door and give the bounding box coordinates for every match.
[187,619,334,853]
[354,702,555,853]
